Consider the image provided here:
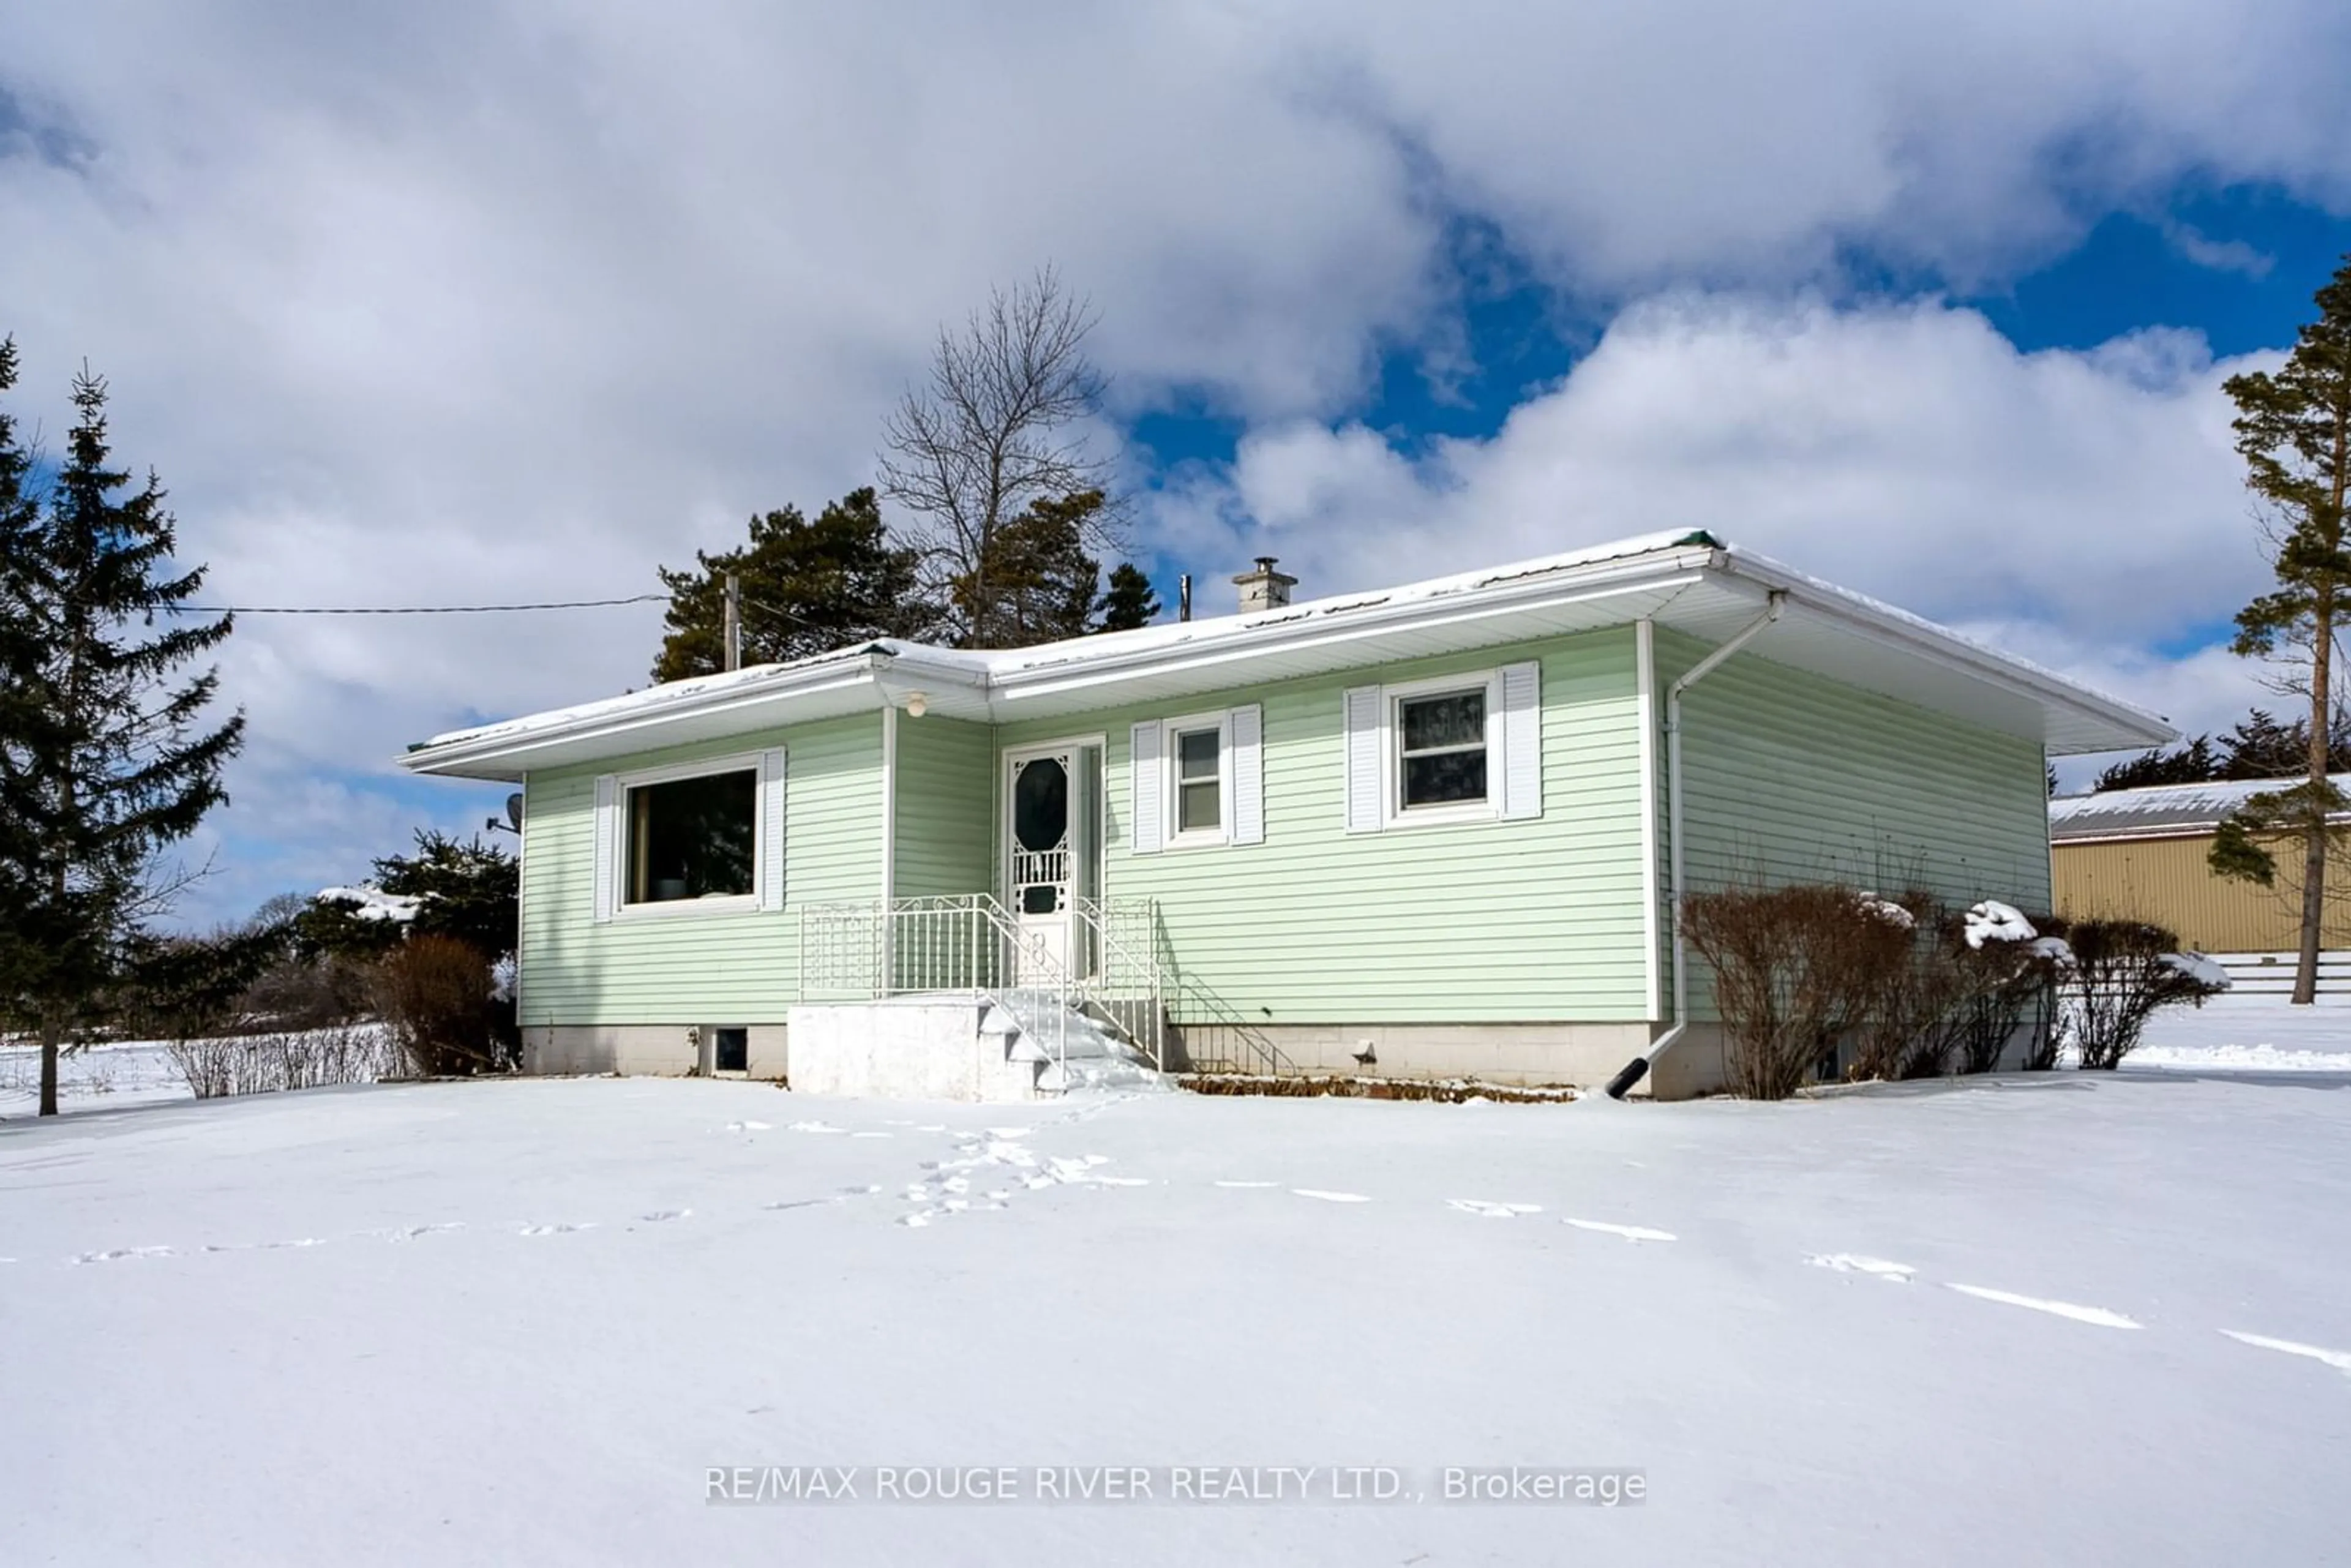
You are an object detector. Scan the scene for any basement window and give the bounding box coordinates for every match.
[627,768,756,904]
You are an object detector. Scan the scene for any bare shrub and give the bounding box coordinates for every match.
[265,1023,400,1090]
[373,935,502,1077]
[1849,892,1970,1081]
[1683,884,1916,1100]
[2059,920,2230,1069]
[165,1025,400,1099]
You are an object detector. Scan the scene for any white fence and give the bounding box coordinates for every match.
[2208,951,2351,1000]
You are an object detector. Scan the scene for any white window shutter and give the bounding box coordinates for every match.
[1129,721,1164,854]
[757,748,788,909]
[1499,660,1542,821]
[1343,685,1383,833]
[1229,704,1264,846]
[591,773,620,923]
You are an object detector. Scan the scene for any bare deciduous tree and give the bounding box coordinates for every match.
[879,266,1119,648]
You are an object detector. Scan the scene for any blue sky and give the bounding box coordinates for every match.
[5,2,2350,925]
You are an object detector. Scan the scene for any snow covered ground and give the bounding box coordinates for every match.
[0,1039,191,1118]
[2132,996,2351,1071]
[5,1059,2348,1564]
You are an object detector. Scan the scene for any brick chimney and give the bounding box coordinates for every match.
[1232,556,1298,613]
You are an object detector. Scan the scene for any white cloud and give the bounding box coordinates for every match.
[1166,296,2280,750]
[2,2,2345,920]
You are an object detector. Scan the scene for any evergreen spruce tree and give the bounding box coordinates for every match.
[652,488,935,681]
[2211,256,2351,1003]
[2094,735,2219,792]
[1097,562,1161,632]
[0,339,41,1030]
[950,489,1104,645]
[0,362,243,1113]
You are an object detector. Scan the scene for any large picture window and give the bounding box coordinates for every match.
[1397,687,1488,809]
[627,768,756,904]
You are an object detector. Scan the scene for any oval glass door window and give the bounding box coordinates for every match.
[1014,757,1069,915]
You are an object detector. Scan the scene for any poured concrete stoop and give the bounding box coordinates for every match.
[787,991,1164,1103]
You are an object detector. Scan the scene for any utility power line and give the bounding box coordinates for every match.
[162,593,669,615]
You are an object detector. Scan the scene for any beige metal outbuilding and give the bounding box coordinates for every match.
[2050,776,2351,956]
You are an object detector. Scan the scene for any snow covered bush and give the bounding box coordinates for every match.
[1681,883,1916,1099]
[2057,920,2230,1070]
[1848,898,2071,1081]
[372,935,509,1077]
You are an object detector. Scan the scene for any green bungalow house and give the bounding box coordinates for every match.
[397,530,2170,1099]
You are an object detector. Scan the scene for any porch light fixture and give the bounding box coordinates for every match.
[903,691,928,718]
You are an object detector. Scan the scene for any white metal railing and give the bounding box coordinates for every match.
[795,894,1168,1074]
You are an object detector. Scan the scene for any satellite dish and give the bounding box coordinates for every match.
[505,792,524,830]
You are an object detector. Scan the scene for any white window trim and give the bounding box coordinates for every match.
[612,750,770,919]
[1382,669,1505,831]
[1161,710,1233,850]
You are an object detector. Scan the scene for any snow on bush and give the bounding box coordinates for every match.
[1854,893,1916,929]
[2159,951,2232,992]
[2028,936,2077,972]
[317,885,422,923]
[1965,900,2037,949]
[2060,920,2230,1070]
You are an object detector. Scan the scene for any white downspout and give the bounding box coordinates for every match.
[1605,591,1785,1099]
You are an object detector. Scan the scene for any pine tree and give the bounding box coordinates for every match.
[950,489,1104,646]
[652,488,935,681]
[0,362,243,1113]
[2094,735,2219,792]
[373,830,519,961]
[1097,562,1161,632]
[2212,256,2351,1003]
[0,339,41,1032]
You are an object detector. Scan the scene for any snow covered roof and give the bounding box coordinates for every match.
[2049,775,2351,842]
[401,530,2176,781]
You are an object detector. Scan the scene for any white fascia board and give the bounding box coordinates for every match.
[1712,551,2177,754]
[399,658,893,779]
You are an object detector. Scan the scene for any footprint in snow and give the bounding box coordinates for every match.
[1291,1189,1370,1204]
[843,1184,883,1195]
[206,1238,329,1253]
[73,1246,176,1264]
[1946,1283,2139,1329]
[2221,1330,2351,1376]
[726,1120,773,1132]
[787,1121,846,1134]
[379,1223,463,1243]
[1448,1199,1543,1219]
[1806,1253,1915,1282]
[637,1209,691,1223]
[763,1198,833,1212]
[1564,1218,1676,1243]
[519,1222,596,1237]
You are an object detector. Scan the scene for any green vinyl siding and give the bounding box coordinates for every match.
[1654,627,2053,1021]
[890,714,994,899]
[517,713,882,1027]
[994,628,1651,1024]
